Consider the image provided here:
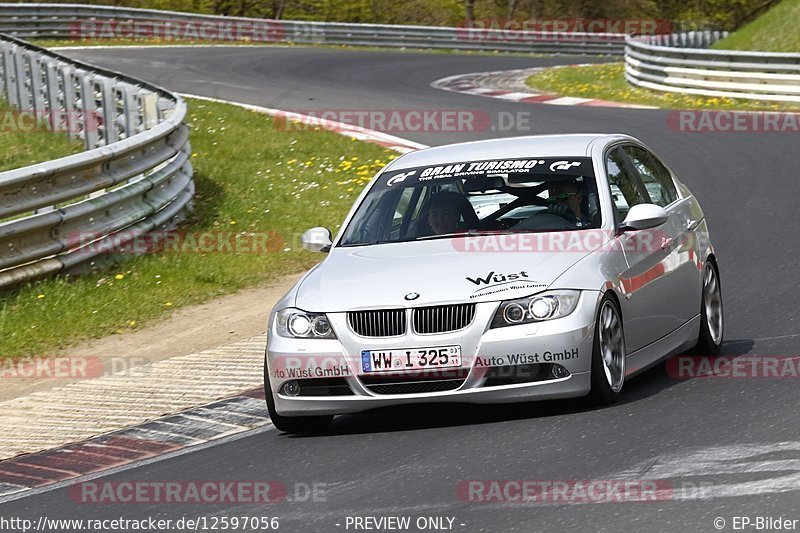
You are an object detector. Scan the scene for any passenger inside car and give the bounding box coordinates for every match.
[511,179,594,231]
[547,180,593,226]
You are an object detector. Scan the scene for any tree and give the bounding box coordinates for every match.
[465,0,475,22]
[272,0,285,19]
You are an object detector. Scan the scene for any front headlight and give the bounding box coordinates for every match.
[490,290,580,328]
[276,308,337,339]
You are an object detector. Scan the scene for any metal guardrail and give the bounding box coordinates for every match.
[0,3,627,55]
[0,33,193,289]
[626,31,800,102]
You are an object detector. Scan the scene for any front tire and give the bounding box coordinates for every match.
[264,364,332,434]
[694,260,723,355]
[589,295,626,405]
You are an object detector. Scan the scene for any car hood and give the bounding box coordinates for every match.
[294,233,606,311]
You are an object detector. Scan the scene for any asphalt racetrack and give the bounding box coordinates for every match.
[3,46,798,533]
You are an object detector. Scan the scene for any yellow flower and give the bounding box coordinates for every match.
[129,320,137,327]
[37,294,45,299]
[165,302,173,307]
[229,220,237,225]
[115,274,124,280]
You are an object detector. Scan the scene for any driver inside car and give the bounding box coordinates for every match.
[427,192,464,235]
[548,180,592,227]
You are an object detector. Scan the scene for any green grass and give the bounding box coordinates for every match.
[526,63,800,111]
[713,0,800,52]
[0,98,394,356]
[0,99,84,172]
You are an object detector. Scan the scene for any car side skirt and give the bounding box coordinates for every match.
[624,315,701,379]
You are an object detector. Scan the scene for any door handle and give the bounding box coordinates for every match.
[687,219,699,231]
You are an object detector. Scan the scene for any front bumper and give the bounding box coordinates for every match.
[266,291,600,416]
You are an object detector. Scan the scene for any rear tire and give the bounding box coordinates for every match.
[264,363,332,434]
[588,295,626,405]
[694,260,723,355]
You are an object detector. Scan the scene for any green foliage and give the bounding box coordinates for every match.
[34,0,769,29]
[713,0,800,52]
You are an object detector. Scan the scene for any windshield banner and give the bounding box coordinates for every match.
[376,157,595,190]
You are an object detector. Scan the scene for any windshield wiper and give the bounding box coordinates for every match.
[416,230,496,241]
[416,228,578,241]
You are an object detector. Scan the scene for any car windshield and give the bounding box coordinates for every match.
[339,156,600,246]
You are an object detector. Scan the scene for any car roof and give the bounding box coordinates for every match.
[385,133,634,171]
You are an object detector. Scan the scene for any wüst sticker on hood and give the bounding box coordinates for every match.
[466,270,547,299]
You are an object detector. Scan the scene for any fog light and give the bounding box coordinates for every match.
[551,365,570,379]
[281,380,301,396]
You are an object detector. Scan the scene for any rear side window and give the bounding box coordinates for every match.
[606,148,646,220]
[623,146,678,207]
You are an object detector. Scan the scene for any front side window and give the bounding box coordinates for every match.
[622,145,678,207]
[606,148,647,221]
[339,157,601,247]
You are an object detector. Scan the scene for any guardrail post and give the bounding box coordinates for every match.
[141,92,159,129]
[27,52,46,118]
[13,46,30,110]
[78,70,99,149]
[44,60,62,131]
[0,42,7,102]
[121,85,139,138]
[60,64,80,140]
[98,77,117,145]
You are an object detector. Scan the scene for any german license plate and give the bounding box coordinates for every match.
[361,345,462,373]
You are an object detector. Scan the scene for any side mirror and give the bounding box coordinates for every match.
[620,204,668,231]
[301,227,333,253]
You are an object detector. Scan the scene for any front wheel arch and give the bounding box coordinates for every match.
[588,292,626,405]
